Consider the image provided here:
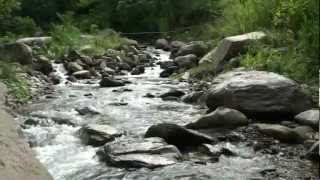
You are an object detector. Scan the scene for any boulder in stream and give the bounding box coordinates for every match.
[174,54,198,69]
[99,77,125,87]
[174,41,208,58]
[145,123,214,149]
[79,124,122,147]
[155,39,170,51]
[34,55,54,75]
[72,70,91,79]
[205,70,312,119]
[66,62,84,73]
[75,106,100,116]
[186,107,249,130]
[294,109,319,130]
[97,137,182,168]
[160,89,185,99]
[253,124,316,144]
[131,65,145,75]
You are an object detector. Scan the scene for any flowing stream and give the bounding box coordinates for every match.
[19,48,296,180]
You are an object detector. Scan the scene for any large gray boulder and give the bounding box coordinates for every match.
[66,62,83,73]
[145,123,214,149]
[174,54,198,69]
[254,124,316,144]
[79,124,122,147]
[170,41,186,52]
[294,109,319,130]
[155,39,170,51]
[199,32,266,74]
[254,124,295,143]
[34,55,53,75]
[206,70,312,119]
[182,91,206,104]
[97,137,182,168]
[0,42,33,65]
[174,41,208,58]
[186,107,249,129]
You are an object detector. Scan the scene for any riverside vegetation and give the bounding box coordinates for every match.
[0,0,319,180]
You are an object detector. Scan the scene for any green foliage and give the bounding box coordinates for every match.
[220,0,277,35]
[0,0,19,16]
[0,61,31,102]
[45,14,126,58]
[216,0,319,86]
[75,0,218,32]
[0,16,39,36]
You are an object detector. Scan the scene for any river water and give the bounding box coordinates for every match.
[18,48,312,180]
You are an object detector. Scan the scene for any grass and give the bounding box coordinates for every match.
[0,61,31,103]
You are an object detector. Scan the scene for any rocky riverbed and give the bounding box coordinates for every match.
[8,35,319,180]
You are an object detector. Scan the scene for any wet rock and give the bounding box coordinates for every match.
[51,117,76,126]
[23,119,39,126]
[67,62,83,73]
[145,123,214,149]
[159,61,177,70]
[72,70,91,79]
[67,76,77,82]
[97,137,182,168]
[84,93,93,97]
[170,41,186,53]
[112,88,133,93]
[155,39,170,51]
[119,63,132,71]
[254,124,294,143]
[162,96,180,101]
[160,89,185,99]
[199,32,266,73]
[131,65,145,75]
[34,55,54,75]
[100,77,125,87]
[174,41,208,58]
[48,73,61,85]
[109,102,128,106]
[160,66,179,78]
[144,93,156,98]
[186,107,249,130]
[292,126,316,143]
[0,42,33,65]
[280,121,299,128]
[174,54,198,69]
[253,124,316,144]
[79,124,122,147]
[182,91,205,104]
[75,106,100,116]
[206,70,312,119]
[294,109,319,130]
